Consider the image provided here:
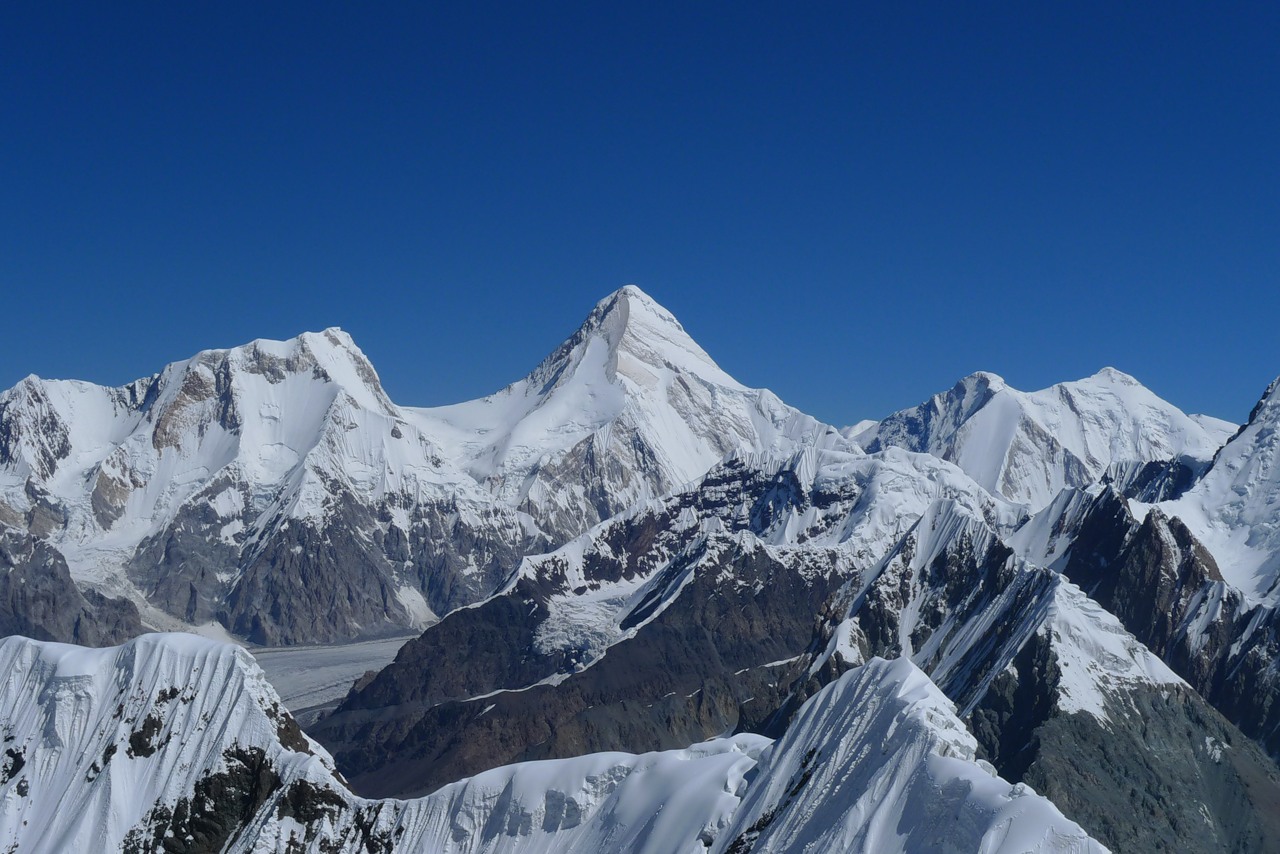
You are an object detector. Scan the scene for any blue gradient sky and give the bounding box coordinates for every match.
[2,3,1277,424]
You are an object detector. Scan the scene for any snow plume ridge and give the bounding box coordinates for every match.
[711,656,1105,853]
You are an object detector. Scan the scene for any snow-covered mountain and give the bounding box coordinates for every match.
[0,633,1102,854]
[1159,376,1280,602]
[0,288,844,644]
[858,369,1234,510]
[3,287,1280,853]
[0,329,533,643]
[409,285,849,536]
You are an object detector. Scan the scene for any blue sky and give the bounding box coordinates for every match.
[2,3,1277,424]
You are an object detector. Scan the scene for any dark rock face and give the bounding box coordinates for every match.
[0,380,73,481]
[0,528,143,646]
[1102,456,1205,502]
[127,484,541,645]
[314,536,844,797]
[968,633,1280,854]
[1060,488,1280,762]
[122,746,281,854]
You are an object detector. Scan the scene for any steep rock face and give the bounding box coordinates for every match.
[859,369,1233,511]
[314,447,1021,796]
[0,526,143,646]
[966,625,1280,854]
[1031,486,1280,763]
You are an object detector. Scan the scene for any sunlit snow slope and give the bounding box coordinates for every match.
[0,634,1103,854]
[860,369,1234,510]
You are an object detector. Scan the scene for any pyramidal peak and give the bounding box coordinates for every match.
[527,284,742,395]
[409,286,838,532]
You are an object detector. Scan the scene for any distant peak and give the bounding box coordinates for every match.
[1242,374,1280,428]
[613,283,651,300]
[958,370,1006,388]
[586,285,687,337]
[524,286,742,395]
[167,328,392,413]
[951,371,1007,400]
[1088,366,1140,386]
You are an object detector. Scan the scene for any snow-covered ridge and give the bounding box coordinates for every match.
[0,633,342,853]
[860,368,1234,511]
[1156,375,1280,603]
[0,633,1102,853]
[409,285,850,530]
[477,444,1023,687]
[712,656,1105,853]
[0,288,853,643]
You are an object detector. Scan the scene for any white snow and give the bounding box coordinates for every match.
[711,657,1105,853]
[1155,377,1280,603]
[1043,581,1182,720]
[863,369,1235,512]
[0,633,1105,853]
[407,286,850,525]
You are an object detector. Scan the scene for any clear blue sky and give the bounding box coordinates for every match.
[2,3,1277,424]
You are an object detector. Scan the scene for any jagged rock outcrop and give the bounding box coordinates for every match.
[0,526,142,645]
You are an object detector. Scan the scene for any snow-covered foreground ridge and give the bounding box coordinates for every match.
[0,633,1101,853]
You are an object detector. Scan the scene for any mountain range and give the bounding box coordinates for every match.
[2,286,1279,852]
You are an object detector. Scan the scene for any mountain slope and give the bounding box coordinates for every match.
[713,657,1103,854]
[1160,376,1280,603]
[0,633,1106,854]
[0,329,541,644]
[0,289,847,645]
[313,445,1022,796]
[859,369,1233,510]
[410,285,848,537]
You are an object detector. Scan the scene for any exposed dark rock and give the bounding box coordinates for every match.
[314,537,844,797]
[122,746,282,854]
[1102,456,1205,502]
[127,714,170,759]
[0,526,144,646]
[1060,488,1280,762]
